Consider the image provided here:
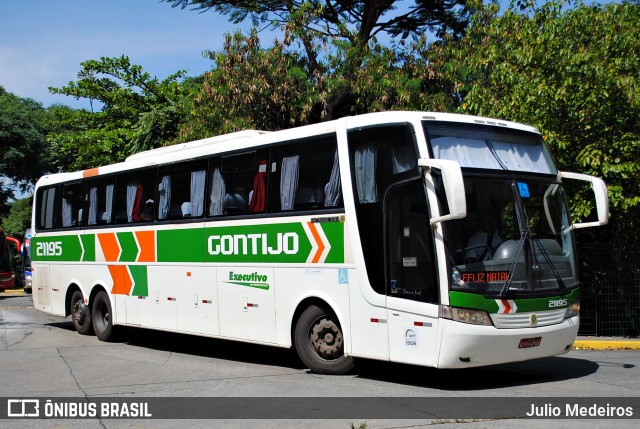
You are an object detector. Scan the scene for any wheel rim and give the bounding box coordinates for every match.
[72,298,86,326]
[309,316,343,360]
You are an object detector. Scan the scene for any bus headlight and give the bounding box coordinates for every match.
[565,302,580,318]
[440,305,493,326]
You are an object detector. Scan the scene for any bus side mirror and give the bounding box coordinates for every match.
[418,158,467,225]
[560,171,609,230]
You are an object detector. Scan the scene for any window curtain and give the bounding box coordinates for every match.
[431,137,502,170]
[248,160,267,213]
[127,183,143,222]
[324,150,342,207]
[209,168,225,216]
[354,144,377,203]
[88,187,98,225]
[62,198,73,227]
[280,155,299,211]
[491,141,554,174]
[391,146,415,175]
[190,170,206,217]
[158,175,171,220]
[105,184,114,223]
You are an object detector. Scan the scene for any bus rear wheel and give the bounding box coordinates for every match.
[294,304,354,375]
[70,290,92,335]
[92,290,114,341]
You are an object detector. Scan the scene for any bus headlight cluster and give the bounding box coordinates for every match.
[565,302,580,318]
[439,305,493,326]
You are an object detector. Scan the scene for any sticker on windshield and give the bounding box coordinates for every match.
[517,182,530,198]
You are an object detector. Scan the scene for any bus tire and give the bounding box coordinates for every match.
[70,290,93,335]
[294,304,354,375]
[92,290,114,341]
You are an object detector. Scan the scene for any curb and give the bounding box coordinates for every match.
[573,340,640,350]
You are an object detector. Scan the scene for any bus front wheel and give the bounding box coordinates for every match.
[294,304,354,375]
[92,291,114,341]
[70,290,93,335]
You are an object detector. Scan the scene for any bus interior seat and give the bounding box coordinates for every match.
[224,193,246,215]
[167,204,183,219]
[181,202,192,217]
[294,186,324,210]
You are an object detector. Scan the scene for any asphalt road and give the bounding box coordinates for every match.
[1,291,639,428]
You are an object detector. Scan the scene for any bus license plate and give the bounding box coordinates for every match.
[518,337,542,348]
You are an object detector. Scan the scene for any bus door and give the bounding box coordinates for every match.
[348,123,441,365]
[385,178,440,366]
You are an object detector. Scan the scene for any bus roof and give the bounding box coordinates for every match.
[35,111,541,188]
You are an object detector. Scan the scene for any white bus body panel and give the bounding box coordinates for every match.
[387,298,440,367]
[218,266,276,343]
[175,266,220,336]
[437,316,579,368]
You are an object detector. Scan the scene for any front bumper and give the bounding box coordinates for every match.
[437,315,579,368]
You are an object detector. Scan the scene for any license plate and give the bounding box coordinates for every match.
[518,336,542,348]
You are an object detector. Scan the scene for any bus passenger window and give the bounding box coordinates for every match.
[61,183,84,228]
[113,169,157,224]
[157,161,208,220]
[37,187,57,230]
[268,135,341,213]
[219,151,266,215]
[85,179,115,225]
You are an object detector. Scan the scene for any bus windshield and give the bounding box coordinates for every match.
[423,121,577,297]
[441,176,578,296]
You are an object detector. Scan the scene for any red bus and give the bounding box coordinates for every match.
[0,229,17,291]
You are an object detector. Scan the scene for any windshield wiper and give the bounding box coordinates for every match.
[532,237,567,294]
[498,229,527,298]
[485,139,509,170]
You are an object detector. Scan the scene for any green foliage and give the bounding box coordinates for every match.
[0,86,51,186]
[165,1,470,42]
[0,196,32,239]
[47,56,194,170]
[179,31,317,139]
[165,0,471,119]
[431,1,640,220]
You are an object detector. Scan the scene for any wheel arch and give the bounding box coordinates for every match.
[289,296,348,352]
[88,284,109,314]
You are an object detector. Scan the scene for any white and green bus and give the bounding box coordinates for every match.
[31,111,608,374]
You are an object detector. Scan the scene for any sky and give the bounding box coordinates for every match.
[0,0,260,109]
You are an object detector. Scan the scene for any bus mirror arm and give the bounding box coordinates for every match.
[418,159,467,225]
[560,171,609,232]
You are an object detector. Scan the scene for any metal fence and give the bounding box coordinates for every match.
[578,245,640,337]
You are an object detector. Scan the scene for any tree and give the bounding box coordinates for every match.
[0,196,32,239]
[429,1,640,218]
[179,31,315,140]
[165,0,471,119]
[0,86,51,187]
[177,28,457,140]
[48,56,194,171]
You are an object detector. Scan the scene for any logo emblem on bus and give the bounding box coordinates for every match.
[529,313,538,326]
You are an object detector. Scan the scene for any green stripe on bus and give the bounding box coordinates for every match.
[320,222,344,264]
[449,288,580,313]
[129,265,148,297]
[80,234,95,262]
[117,232,138,262]
[32,220,345,264]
